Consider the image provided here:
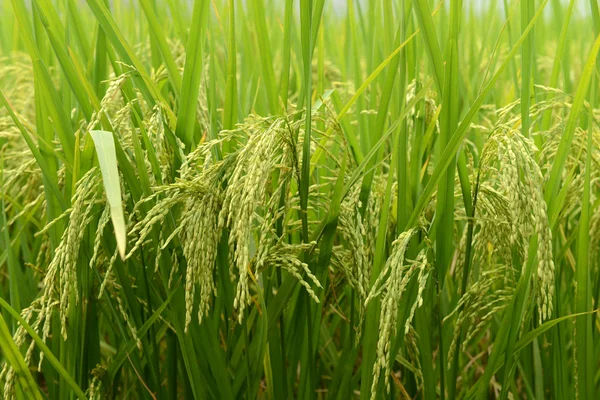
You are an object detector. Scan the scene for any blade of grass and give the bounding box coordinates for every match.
[574,73,595,400]
[541,0,576,131]
[9,0,76,165]
[85,0,175,122]
[139,0,182,96]
[544,33,600,218]
[279,0,294,107]
[0,90,66,210]
[521,0,534,139]
[0,297,86,399]
[0,312,43,400]
[413,0,444,94]
[310,29,420,170]
[408,0,549,229]
[174,0,209,148]
[223,0,237,133]
[251,0,278,113]
[89,130,126,258]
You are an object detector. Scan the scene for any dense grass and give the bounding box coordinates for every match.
[1,0,600,398]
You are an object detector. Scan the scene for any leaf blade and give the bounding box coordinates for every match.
[90,130,127,259]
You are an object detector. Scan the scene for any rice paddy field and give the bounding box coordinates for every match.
[2,0,600,398]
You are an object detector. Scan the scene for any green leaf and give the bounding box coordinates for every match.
[84,0,175,122]
[413,0,444,93]
[574,72,595,400]
[0,90,66,210]
[544,33,600,217]
[407,0,550,229]
[0,297,86,399]
[90,130,127,259]
[0,312,44,400]
[139,0,182,96]
[175,0,209,148]
[107,284,179,381]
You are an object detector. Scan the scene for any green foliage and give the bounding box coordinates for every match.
[1,0,600,399]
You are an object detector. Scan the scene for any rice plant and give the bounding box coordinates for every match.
[1,0,600,398]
